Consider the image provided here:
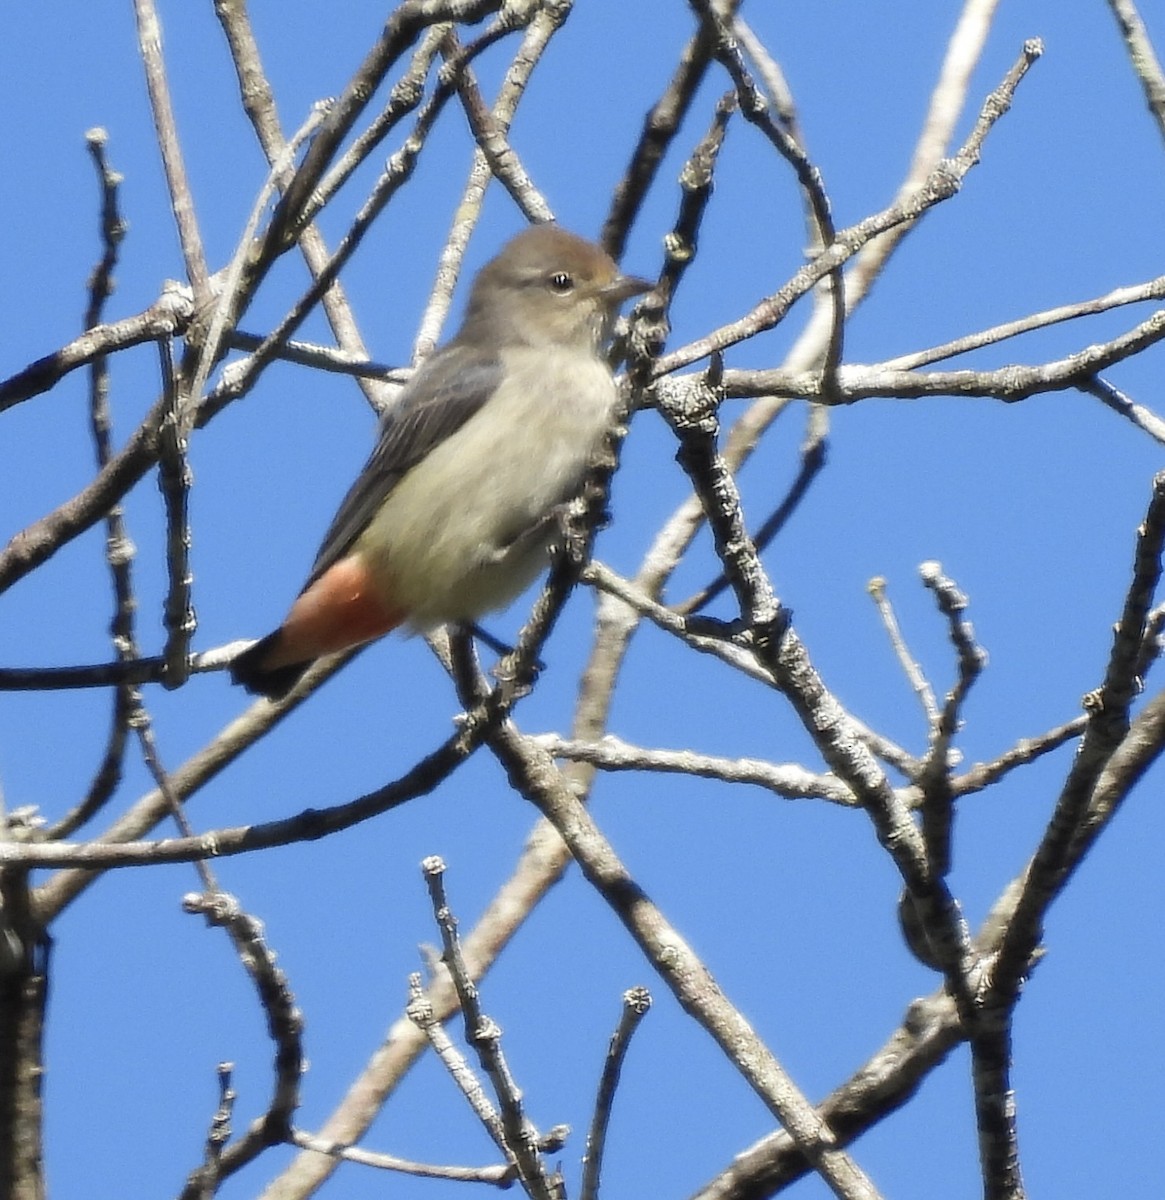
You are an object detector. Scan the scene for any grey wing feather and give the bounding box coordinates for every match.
[304,344,503,586]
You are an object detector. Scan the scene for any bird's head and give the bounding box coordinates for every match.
[461,224,652,352]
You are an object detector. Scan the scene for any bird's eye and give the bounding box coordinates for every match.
[548,271,575,294]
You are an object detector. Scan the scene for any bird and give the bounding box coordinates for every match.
[230,223,651,699]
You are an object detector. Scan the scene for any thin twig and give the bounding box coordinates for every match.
[291,1125,511,1183]
[196,1062,237,1199]
[200,22,522,426]
[131,690,217,890]
[130,697,305,1194]
[883,273,1165,371]
[847,0,1003,297]
[685,309,1165,406]
[186,100,333,420]
[12,720,490,876]
[690,0,846,384]
[917,562,988,877]
[472,719,884,1200]
[261,0,504,261]
[620,84,736,387]
[0,641,250,691]
[579,987,651,1200]
[405,971,511,1158]
[991,470,1165,1002]
[178,892,306,1199]
[0,394,168,596]
[1082,375,1165,445]
[733,17,803,140]
[58,129,137,840]
[422,857,559,1199]
[0,288,193,413]
[306,25,452,241]
[213,0,435,413]
[601,0,739,259]
[868,577,940,727]
[1105,0,1165,145]
[534,732,855,806]
[156,336,196,689]
[950,717,1087,798]
[679,411,826,617]
[446,28,554,222]
[414,4,568,357]
[226,331,407,382]
[583,561,921,778]
[652,39,1043,380]
[132,0,211,302]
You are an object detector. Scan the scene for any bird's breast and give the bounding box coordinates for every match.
[354,345,619,625]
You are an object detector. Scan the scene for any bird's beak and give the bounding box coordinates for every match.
[603,274,654,304]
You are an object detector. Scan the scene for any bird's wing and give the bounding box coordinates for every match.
[304,343,503,586]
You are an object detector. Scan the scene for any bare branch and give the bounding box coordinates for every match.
[10,723,482,875]
[534,731,856,805]
[620,0,1006,653]
[601,0,739,259]
[0,642,249,692]
[225,331,407,383]
[290,1126,511,1184]
[474,720,885,1200]
[406,970,511,1161]
[951,718,1087,799]
[0,870,49,1200]
[706,310,1165,406]
[658,354,981,1008]
[690,0,846,382]
[992,470,1165,1002]
[178,891,306,1198]
[1106,0,1165,145]
[267,814,582,1197]
[196,1063,236,1197]
[155,338,197,688]
[307,26,451,240]
[679,411,826,618]
[652,40,1043,380]
[883,274,1165,371]
[689,992,963,1199]
[970,1018,1024,1200]
[447,31,554,223]
[213,0,434,412]
[850,0,1003,294]
[132,0,210,302]
[62,130,137,840]
[0,398,166,597]
[1083,375,1165,445]
[200,20,526,426]
[263,0,505,259]
[421,857,560,1199]
[868,576,940,728]
[415,4,569,357]
[0,289,192,413]
[580,987,652,1200]
[917,563,988,876]
[583,561,922,779]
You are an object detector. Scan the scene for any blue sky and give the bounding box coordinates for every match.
[2,2,1164,1198]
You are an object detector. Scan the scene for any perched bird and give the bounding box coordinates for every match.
[230,224,651,699]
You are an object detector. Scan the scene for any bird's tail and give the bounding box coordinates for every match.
[230,557,407,700]
[229,632,312,700]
